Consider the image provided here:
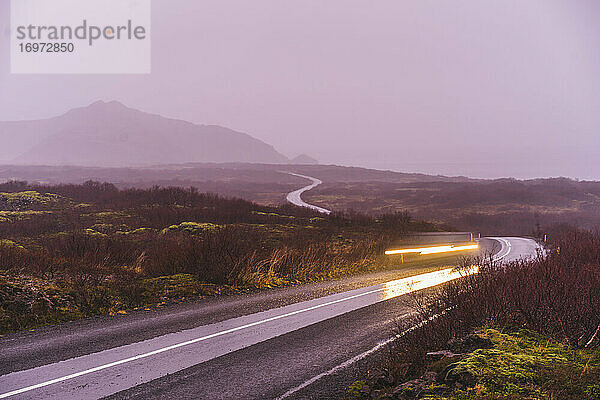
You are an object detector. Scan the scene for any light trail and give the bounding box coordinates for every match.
[385,243,478,256]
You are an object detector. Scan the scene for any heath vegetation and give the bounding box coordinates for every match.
[305,178,600,235]
[348,227,600,399]
[1,180,446,334]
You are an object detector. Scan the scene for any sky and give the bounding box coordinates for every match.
[1,0,599,179]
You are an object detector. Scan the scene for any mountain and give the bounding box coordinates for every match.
[290,154,319,165]
[0,101,289,166]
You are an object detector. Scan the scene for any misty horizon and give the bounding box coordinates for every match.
[1,1,599,180]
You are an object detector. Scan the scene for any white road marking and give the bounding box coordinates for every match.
[491,237,512,262]
[274,312,443,400]
[0,268,475,399]
[275,237,541,399]
[274,327,401,400]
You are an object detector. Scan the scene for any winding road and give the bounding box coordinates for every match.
[0,177,541,400]
[285,173,331,214]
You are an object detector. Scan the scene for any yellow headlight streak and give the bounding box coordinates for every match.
[382,265,479,300]
[385,243,478,256]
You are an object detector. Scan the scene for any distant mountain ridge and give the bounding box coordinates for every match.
[290,154,319,165]
[0,101,290,166]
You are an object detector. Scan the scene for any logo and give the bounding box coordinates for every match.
[10,0,151,74]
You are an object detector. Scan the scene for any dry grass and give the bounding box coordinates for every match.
[376,227,600,393]
[0,180,438,334]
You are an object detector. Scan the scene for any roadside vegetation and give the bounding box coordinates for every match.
[4,165,599,236]
[304,179,600,235]
[0,180,446,335]
[347,227,600,399]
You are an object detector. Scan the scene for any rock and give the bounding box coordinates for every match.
[447,334,493,353]
[392,379,425,398]
[422,371,438,382]
[421,383,451,396]
[373,368,394,388]
[391,372,437,398]
[389,370,439,399]
[443,366,477,387]
[394,363,412,379]
[425,350,462,361]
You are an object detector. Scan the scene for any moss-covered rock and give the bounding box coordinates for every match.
[0,275,82,334]
[161,222,221,234]
[0,191,62,210]
[115,227,153,235]
[0,239,25,249]
[84,228,108,237]
[141,274,221,301]
[251,211,295,219]
[0,210,52,222]
[435,329,600,399]
[347,329,600,400]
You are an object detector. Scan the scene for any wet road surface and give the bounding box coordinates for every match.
[0,238,540,399]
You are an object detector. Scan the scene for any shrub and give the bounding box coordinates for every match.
[387,227,600,386]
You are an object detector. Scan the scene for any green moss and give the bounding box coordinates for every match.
[346,380,367,399]
[251,211,295,219]
[0,273,229,334]
[161,221,222,234]
[94,211,126,218]
[141,274,221,301]
[89,223,115,233]
[116,227,153,235]
[0,275,83,334]
[0,210,52,222]
[585,384,600,398]
[88,211,131,223]
[0,239,25,249]
[431,329,600,399]
[84,228,108,237]
[0,191,61,208]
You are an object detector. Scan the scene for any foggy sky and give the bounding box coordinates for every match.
[1,0,599,179]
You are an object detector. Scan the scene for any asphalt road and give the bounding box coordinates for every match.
[488,236,542,262]
[0,238,540,400]
[285,173,331,214]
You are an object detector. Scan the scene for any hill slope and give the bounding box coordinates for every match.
[0,101,289,166]
[290,154,319,165]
